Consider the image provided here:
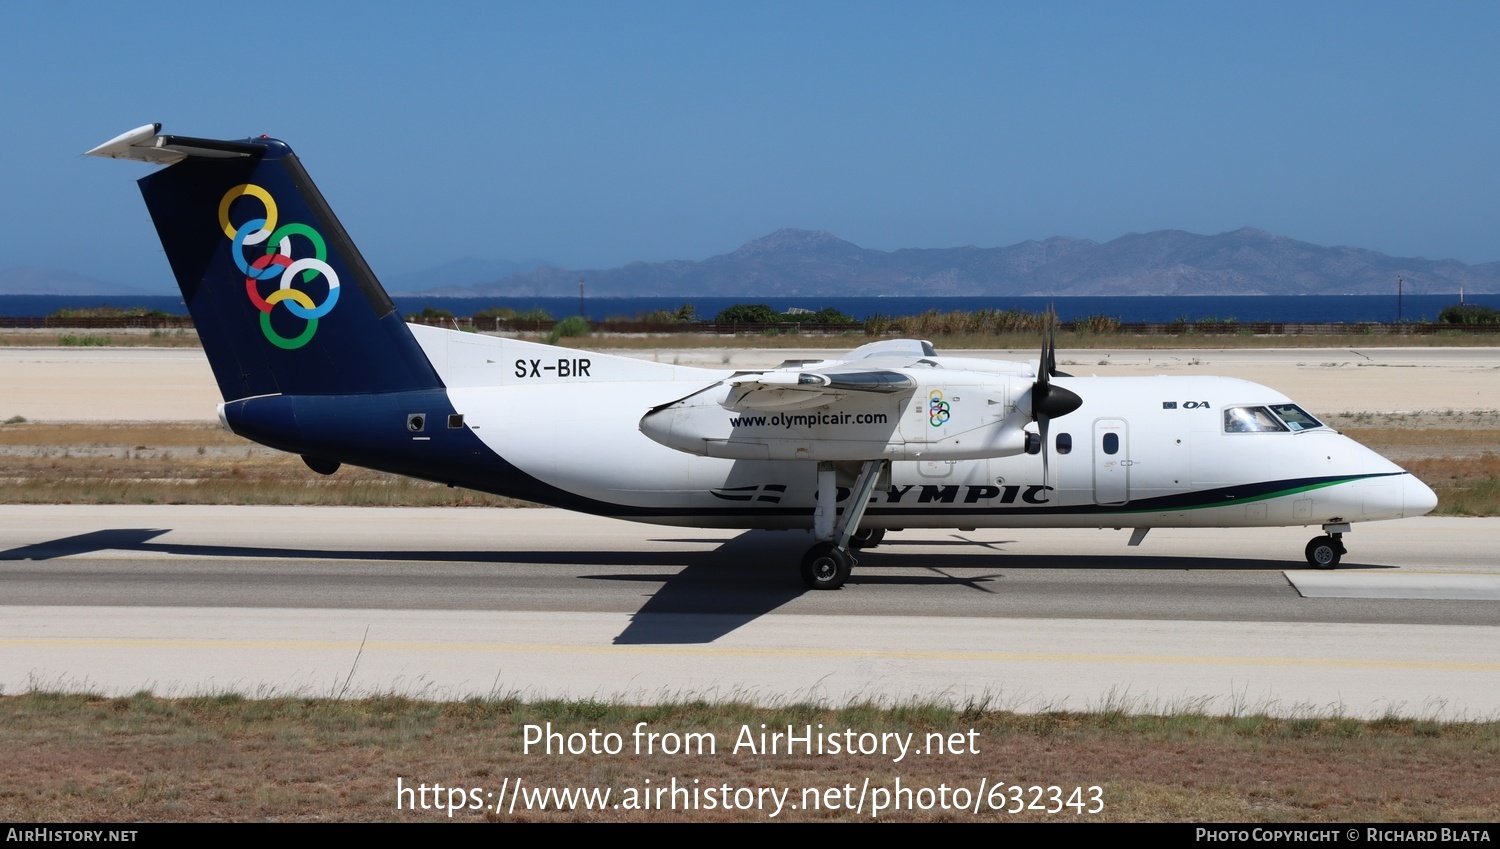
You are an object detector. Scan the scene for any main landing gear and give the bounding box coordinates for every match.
[800,459,886,591]
[801,542,853,591]
[1304,523,1350,569]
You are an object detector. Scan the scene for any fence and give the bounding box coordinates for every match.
[0,315,195,329]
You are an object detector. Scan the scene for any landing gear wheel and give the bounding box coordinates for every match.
[850,528,886,549]
[1305,535,1343,569]
[801,543,853,590]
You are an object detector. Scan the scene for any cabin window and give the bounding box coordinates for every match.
[1056,433,1072,454]
[1224,406,1288,434]
[1270,404,1323,431]
[448,414,465,429]
[1102,432,1119,454]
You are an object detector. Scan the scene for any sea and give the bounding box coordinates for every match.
[2,293,1496,324]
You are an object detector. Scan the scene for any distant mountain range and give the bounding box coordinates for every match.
[400,227,1500,298]
[381,257,548,294]
[0,267,158,297]
[8,228,1498,298]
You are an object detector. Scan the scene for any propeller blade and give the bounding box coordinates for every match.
[1040,304,1074,378]
[1038,414,1050,490]
[1044,306,1058,378]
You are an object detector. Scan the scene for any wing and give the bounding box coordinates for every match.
[720,338,938,411]
[724,368,916,411]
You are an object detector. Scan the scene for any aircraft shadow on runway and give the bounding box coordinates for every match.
[2,527,1361,646]
[0,528,717,567]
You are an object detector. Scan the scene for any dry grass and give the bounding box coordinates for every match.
[1400,454,1500,516]
[0,329,202,348]
[0,422,246,449]
[1330,408,1500,433]
[0,422,532,508]
[2,693,1496,822]
[1335,413,1500,458]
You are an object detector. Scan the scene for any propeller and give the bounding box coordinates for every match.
[1031,309,1082,489]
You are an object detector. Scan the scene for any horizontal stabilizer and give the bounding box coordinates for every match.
[86,124,266,166]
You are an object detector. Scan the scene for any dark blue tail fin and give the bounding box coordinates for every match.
[92,125,441,401]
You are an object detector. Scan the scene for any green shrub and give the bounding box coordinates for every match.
[714,304,778,324]
[514,307,553,323]
[1074,314,1122,335]
[1438,304,1500,325]
[48,306,174,320]
[473,306,518,322]
[808,307,856,324]
[544,315,591,344]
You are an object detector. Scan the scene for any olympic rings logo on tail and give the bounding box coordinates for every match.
[219,184,340,350]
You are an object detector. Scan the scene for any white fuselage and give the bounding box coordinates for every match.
[410,326,1435,530]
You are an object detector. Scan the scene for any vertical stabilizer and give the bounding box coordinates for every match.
[94,127,442,401]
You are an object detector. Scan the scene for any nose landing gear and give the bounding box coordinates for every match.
[1305,523,1350,569]
[1305,535,1344,568]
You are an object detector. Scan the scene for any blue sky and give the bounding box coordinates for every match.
[6,1,1499,291]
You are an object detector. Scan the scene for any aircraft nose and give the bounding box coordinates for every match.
[1403,473,1438,517]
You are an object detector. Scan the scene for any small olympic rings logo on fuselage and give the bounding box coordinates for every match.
[219,184,340,350]
[928,389,950,427]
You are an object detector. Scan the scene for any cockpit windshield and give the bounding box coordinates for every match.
[1224,404,1327,434]
[1224,406,1289,433]
[1269,404,1325,431]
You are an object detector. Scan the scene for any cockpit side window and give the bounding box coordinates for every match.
[1270,404,1324,431]
[1224,406,1289,433]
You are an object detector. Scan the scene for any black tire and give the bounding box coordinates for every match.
[850,528,886,549]
[801,543,853,590]
[1305,536,1342,569]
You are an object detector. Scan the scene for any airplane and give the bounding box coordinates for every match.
[87,124,1439,590]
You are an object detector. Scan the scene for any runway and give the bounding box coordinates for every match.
[3,506,1496,718]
